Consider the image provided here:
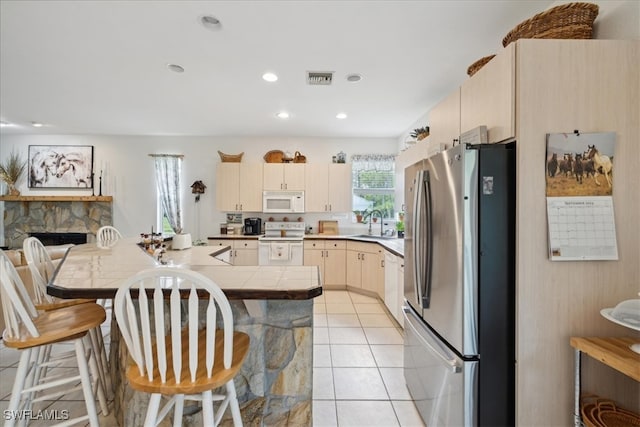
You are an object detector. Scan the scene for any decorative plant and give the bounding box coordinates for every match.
[410,126,430,141]
[0,150,26,196]
[396,220,405,232]
[354,210,364,223]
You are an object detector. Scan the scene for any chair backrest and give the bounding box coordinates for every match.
[22,237,56,305]
[113,268,235,384]
[0,249,40,339]
[96,226,122,249]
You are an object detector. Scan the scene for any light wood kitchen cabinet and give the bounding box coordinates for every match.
[216,162,263,212]
[428,87,461,147]
[263,163,305,191]
[460,42,515,143]
[208,239,258,266]
[304,240,346,287]
[305,163,352,212]
[383,251,405,327]
[346,241,384,296]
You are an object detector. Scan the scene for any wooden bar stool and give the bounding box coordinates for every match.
[0,249,109,427]
[22,236,112,397]
[114,268,250,427]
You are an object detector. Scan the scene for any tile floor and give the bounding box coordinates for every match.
[0,289,424,426]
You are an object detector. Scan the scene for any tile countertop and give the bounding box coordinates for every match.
[47,237,321,300]
[207,234,405,257]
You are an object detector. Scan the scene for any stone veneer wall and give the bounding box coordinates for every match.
[2,200,113,248]
[110,299,314,426]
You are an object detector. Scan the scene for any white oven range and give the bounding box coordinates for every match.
[258,221,305,266]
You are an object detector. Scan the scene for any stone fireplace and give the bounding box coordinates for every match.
[2,197,113,248]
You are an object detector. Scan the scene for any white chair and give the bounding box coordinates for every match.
[22,236,111,397]
[0,249,109,427]
[96,225,122,249]
[114,268,250,427]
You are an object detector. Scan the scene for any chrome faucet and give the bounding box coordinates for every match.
[367,209,384,236]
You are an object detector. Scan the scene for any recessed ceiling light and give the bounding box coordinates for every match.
[346,73,363,82]
[167,64,185,73]
[200,15,221,30]
[31,121,43,128]
[262,72,278,82]
[336,113,348,119]
[276,111,290,119]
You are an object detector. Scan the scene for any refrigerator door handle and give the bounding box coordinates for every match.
[403,307,461,373]
[412,170,425,307]
[423,170,433,309]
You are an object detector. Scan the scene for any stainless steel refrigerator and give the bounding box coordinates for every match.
[403,142,516,426]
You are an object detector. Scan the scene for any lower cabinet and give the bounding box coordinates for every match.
[384,250,405,327]
[304,240,346,287]
[346,241,384,297]
[208,239,258,266]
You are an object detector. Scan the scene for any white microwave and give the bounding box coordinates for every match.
[263,191,305,213]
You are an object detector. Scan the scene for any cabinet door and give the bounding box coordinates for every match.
[460,42,515,143]
[263,164,284,190]
[345,250,362,289]
[233,249,258,266]
[429,87,461,148]
[327,163,352,212]
[305,164,329,212]
[304,247,325,284]
[238,163,263,212]
[384,252,398,319]
[284,164,305,190]
[361,250,381,295]
[397,261,404,327]
[324,242,346,286]
[215,163,240,211]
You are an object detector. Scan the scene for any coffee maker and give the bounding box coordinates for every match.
[244,218,262,235]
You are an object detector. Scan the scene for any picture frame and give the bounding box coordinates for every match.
[28,145,94,189]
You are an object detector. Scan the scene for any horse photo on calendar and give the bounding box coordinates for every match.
[545,132,615,197]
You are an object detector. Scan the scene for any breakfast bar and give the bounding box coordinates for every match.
[48,238,322,426]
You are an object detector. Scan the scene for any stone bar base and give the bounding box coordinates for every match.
[110,299,314,426]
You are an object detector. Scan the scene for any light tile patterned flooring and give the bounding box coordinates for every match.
[0,290,424,426]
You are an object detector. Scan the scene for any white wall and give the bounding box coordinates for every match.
[0,135,397,244]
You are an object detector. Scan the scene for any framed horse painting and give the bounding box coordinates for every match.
[28,145,94,189]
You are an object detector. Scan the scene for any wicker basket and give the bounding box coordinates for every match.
[263,150,284,163]
[293,151,307,163]
[581,396,640,427]
[218,151,244,162]
[502,2,599,47]
[467,54,496,77]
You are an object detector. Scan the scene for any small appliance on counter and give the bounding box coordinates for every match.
[244,218,262,235]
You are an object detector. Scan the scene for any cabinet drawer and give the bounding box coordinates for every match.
[304,240,324,249]
[347,241,379,253]
[325,240,346,250]
[208,239,232,247]
[234,240,258,250]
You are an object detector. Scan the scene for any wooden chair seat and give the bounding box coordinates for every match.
[127,329,250,395]
[3,302,106,349]
[35,298,96,311]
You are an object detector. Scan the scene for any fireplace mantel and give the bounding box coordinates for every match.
[0,195,112,202]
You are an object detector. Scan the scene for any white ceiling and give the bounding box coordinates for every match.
[0,0,554,139]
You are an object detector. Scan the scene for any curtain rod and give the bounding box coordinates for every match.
[148,154,184,158]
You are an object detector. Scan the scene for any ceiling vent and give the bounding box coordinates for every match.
[307,71,333,85]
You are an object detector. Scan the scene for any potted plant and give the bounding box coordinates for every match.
[354,210,364,223]
[410,126,430,141]
[0,150,26,196]
[396,220,405,238]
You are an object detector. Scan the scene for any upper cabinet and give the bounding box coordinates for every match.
[216,162,263,212]
[428,87,461,147]
[263,164,305,191]
[305,163,352,212]
[460,42,515,143]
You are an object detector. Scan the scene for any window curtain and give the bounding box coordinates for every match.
[351,154,396,172]
[152,154,183,234]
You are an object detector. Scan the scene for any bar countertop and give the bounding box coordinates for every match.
[48,238,321,300]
